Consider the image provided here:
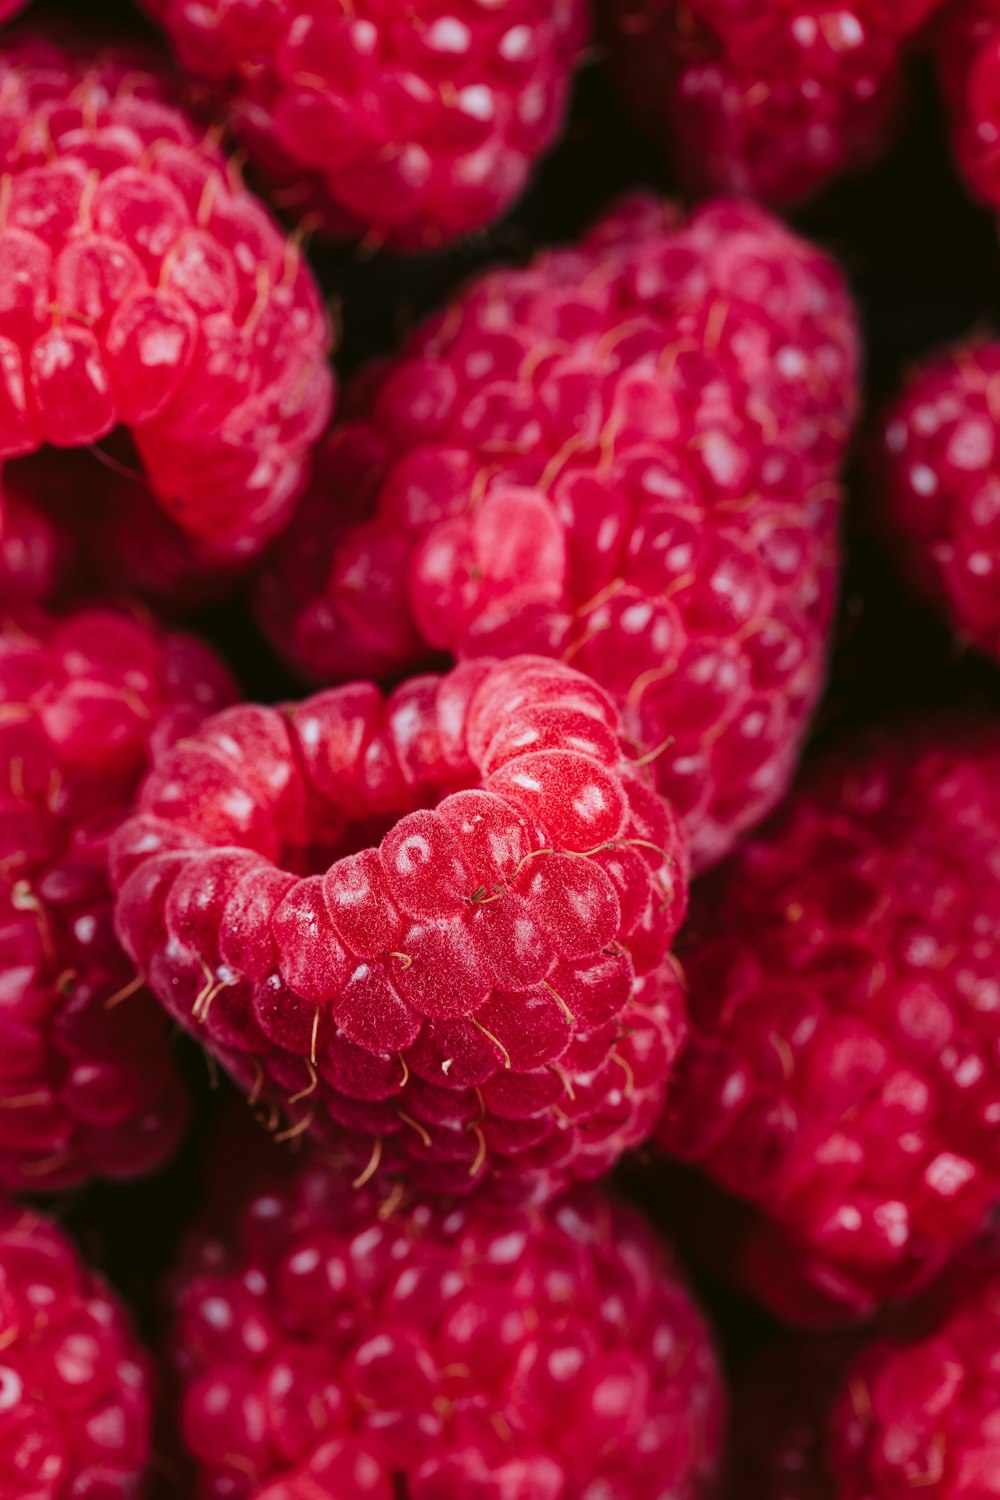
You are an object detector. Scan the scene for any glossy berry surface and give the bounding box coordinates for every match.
[139,0,588,250]
[112,655,689,1203]
[0,602,234,1191]
[0,38,333,563]
[0,1198,152,1498]
[257,193,859,871]
[600,1,943,207]
[171,1159,725,1500]
[875,339,1000,662]
[657,725,1000,1326]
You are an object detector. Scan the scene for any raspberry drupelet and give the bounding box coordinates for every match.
[138,0,589,251]
[256,193,859,872]
[937,0,1000,215]
[111,655,689,1203]
[656,724,1000,1327]
[0,602,234,1192]
[874,338,1000,663]
[0,1198,152,1497]
[0,38,333,567]
[170,1157,725,1500]
[600,1,943,208]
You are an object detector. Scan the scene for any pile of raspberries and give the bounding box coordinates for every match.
[6,1,1000,1496]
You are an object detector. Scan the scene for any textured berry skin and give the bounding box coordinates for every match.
[600,1,943,207]
[656,725,1000,1327]
[139,0,588,251]
[938,0,1000,214]
[257,194,859,871]
[874,340,1000,662]
[0,603,234,1192]
[112,655,689,1203]
[171,1158,725,1500]
[0,39,333,563]
[0,1198,152,1498]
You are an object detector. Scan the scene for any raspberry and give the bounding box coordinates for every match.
[600,2,943,207]
[256,193,859,871]
[111,654,689,1203]
[0,38,333,564]
[0,1197,152,1497]
[874,339,1000,662]
[656,724,1000,1326]
[170,1155,725,1500]
[0,601,234,1192]
[0,2,28,21]
[138,0,589,251]
[937,0,1000,214]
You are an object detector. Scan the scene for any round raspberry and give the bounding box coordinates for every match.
[656,724,1000,1326]
[171,1156,725,1500]
[0,38,333,565]
[600,1,943,207]
[937,0,1000,213]
[0,601,235,1191]
[112,655,689,1202]
[874,339,1000,661]
[138,0,589,251]
[0,1197,152,1497]
[256,193,859,871]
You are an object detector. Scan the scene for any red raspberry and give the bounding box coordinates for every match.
[111,655,689,1203]
[170,1156,725,1500]
[937,0,1000,213]
[256,193,859,871]
[0,602,234,1192]
[874,339,1000,662]
[656,725,1000,1326]
[0,38,333,565]
[0,1198,152,1497]
[600,1,943,207]
[138,0,589,251]
[0,2,28,21]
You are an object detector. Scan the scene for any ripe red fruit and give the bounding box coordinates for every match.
[138,0,589,251]
[0,38,333,566]
[938,0,1000,214]
[257,193,859,871]
[0,602,234,1191]
[0,1198,152,1496]
[112,655,689,1203]
[171,1156,725,1500]
[600,1,943,207]
[874,339,1000,661]
[656,724,1000,1326]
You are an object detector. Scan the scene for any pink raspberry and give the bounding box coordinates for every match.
[111,654,689,1203]
[937,0,1000,213]
[138,0,589,251]
[0,38,333,565]
[0,1197,152,1497]
[874,339,1000,661]
[0,602,234,1192]
[256,193,859,871]
[600,1,943,207]
[731,1239,1000,1498]
[170,1155,725,1500]
[656,724,1000,1326]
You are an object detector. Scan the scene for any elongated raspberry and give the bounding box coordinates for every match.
[171,1155,725,1500]
[0,602,234,1191]
[112,655,688,1203]
[937,0,1000,214]
[257,193,859,871]
[600,1,943,207]
[731,1239,1000,1498]
[0,37,333,564]
[656,724,1000,1326]
[0,1198,152,1498]
[138,0,588,251]
[874,338,1000,661]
